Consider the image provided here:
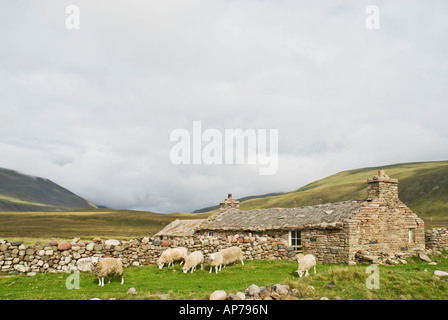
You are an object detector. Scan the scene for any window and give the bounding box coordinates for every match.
[290,231,301,249]
[408,228,415,243]
[208,231,214,237]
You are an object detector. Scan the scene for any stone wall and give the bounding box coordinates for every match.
[0,234,301,274]
[425,228,448,252]
[197,229,351,264]
[1,227,445,274]
[301,229,349,264]
[346,199,426,260]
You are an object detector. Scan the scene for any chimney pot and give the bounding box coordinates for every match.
[228,194,232,199]
[378,170,385,176]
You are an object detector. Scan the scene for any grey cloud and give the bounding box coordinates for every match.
[0,1,447,213]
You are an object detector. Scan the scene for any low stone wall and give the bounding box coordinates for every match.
[2,228,446,274]
[0,234,297,274]
[425,228,448,252]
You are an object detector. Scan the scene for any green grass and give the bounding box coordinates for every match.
[1,253,448,300]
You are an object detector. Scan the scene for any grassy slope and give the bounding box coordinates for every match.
[238,161,448,227]
[0,253,447,300]
[0,168,97,211]
[0,209,212,243]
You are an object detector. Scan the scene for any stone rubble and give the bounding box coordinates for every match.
[212,283,316,300]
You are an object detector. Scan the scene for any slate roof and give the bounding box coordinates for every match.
[199,201,363,231]
[155,219,206,237]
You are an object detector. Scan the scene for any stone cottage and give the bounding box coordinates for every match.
[156,170,425,264]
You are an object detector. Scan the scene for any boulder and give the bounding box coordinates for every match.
[161,240,171,247]
[14,264,27,273]
[57,242,72,251]
[49,240,58,246]
[274,284,290,296]
[209,290,227,300]
[434,270,448,277]
[105,239,120,246]
[419,253,432,262]
[245,284,261,296]
[235,292,246,300]
[259,289,272,300]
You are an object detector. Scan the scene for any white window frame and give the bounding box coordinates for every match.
[289,230,302,249]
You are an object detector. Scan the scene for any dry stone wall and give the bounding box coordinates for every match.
[1,227,446,274]
[425,228,448,252]
[0,234,300,274]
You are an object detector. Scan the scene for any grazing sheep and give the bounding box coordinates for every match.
[208,252,223,274]
[297,254,317,278]
[157,247,188,269]
[90,256,124,287]
[220,246,244,267]
[182,251,204,274]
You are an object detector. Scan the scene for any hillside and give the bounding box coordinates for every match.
[236,161,448,222]
[0,168,97,211]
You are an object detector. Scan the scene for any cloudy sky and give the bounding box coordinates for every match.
[1,1,447,213]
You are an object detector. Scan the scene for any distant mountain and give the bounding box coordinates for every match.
[196,161,448,221]
[0,168,97,211]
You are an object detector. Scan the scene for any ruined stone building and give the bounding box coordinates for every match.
[156,170,426,263]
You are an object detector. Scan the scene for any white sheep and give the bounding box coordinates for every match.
[182,251,204,274]
[297,254,317,278]
[157,247,188,269]
[208,252,223,274]
[90,256,124,287]
[220,246,244,267]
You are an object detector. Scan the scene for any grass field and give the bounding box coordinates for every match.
[0,209,212,243]
[1,253,447,300]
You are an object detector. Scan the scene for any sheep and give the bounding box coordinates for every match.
[182,251,204,274]
[297,254,317,278]
[208,252,223,274]
[157,247,188,269]
[220,246,244,268]
[90,256,124,287]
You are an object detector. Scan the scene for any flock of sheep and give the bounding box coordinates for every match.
[88,246,317,287]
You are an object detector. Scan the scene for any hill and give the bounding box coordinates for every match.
[0,168,97,211]
[236,161,448,224]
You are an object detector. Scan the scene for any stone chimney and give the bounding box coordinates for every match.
[219,194,240,212]
[366,170,399,206]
